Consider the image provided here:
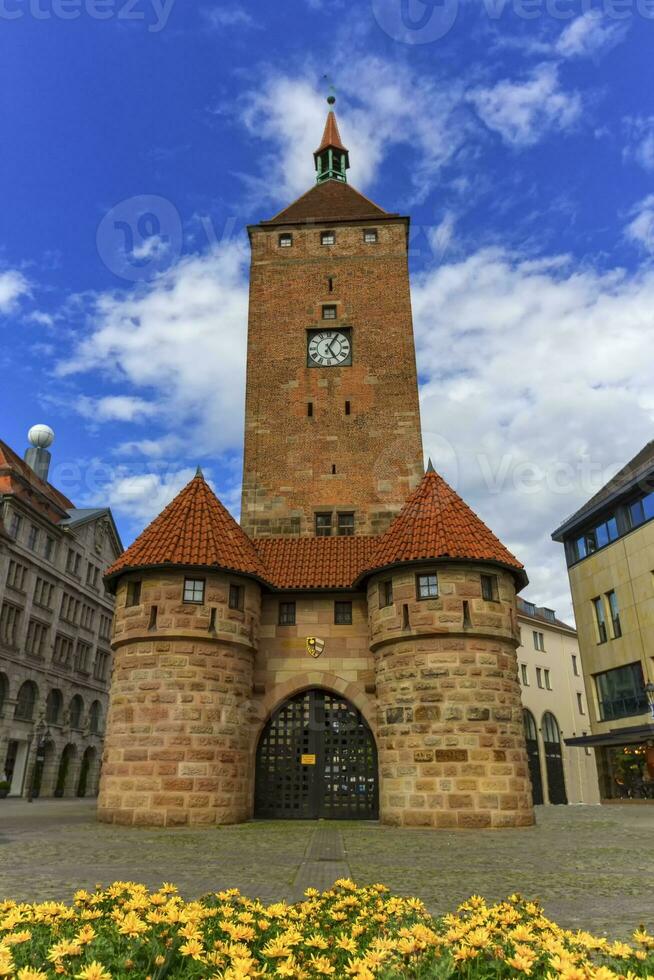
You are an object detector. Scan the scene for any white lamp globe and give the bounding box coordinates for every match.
[28,424,55,450]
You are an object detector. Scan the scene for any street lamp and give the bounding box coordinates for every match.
[27,720,51,803]
[645,682,654,721]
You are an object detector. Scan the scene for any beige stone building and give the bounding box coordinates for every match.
[516,598,599,805]
[0,429,122,798]
[98,105,536,830]
[552,441,654,799]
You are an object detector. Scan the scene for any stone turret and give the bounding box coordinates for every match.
[98,472,266,827]
[358,466,534,829]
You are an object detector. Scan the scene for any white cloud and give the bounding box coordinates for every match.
[624,116,654,172]
[555,11,627,59]
[59,242,249,455]
[625,195,654,252]
[468,63,582,147]
[413,248,654,618]
[76,394,157,423]
[203,5,257,30]
[0,269,30,313]
[80,466,199,525]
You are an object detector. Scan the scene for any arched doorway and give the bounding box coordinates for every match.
[523,708,543,805]
[54,744,77,798]
[542,712,567,805]
[77,747,97,797]
[255,689,378,819]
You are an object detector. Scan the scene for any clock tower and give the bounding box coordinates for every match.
[241,100,424,539]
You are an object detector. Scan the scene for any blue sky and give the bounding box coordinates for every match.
[1,0,653,618]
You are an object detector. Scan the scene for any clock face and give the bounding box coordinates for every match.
[307,329,352,367]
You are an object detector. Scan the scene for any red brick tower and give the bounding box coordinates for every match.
[241,102,424,539]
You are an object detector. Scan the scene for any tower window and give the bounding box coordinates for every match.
[345,400,351,415]
[363,228,378,244]
[379,580,393,608]
[148,605,158,630]
[322,304,337,319]
[416,573,438,600]
[279,601,296,626]
[337,512,354,536]
[229,584,244,611]
[307,402,313,417]
[278,233,292,247]
[327,277,334,292]
[126,581,142,607]
[315,513,332,537]
[462,600,472,627]
[321,230,335,246]
[334,600,353,625]
[481,573,499,602]
[183,578,205,604]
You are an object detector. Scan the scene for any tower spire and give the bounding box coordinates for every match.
[314,93,350,184]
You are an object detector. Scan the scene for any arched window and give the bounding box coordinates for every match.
[89,700,102,735]
[45,689,63,725]
[69,695,84,730]
[523,708,537,741]
[0,673,8,716]
[14,681,38,722]
[542,711,561,744]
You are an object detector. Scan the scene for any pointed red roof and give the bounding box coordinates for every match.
[105,471,268,582]
[356,466,527,586]
[315,110,347,154]
[261,180,392,226]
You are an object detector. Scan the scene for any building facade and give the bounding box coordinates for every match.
[98,105,536,830]
[0,431,122,799]
[516,598,599,805]
[552,442,654,799]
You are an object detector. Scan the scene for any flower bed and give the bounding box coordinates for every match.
[1,880,652,979]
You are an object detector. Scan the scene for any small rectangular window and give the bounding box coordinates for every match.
[572,654,579,676]
[480,573,499,602]
[43,536,55,561]
[307,402,313,417]
[229,584,244,611]
[315,513,332,537]
[544,668,551,690]
[334,600,352,625]
[532,630,545,652]
[279,601,296,626]
[593,596,608,643]
[606,590,621,638]
[321,230,335,246]
[520,663,529,686]
[126,581,142,607]
[379,580,393,608]
[183,578,205,604]
[148,605,158,630]
[322,304,337,319]
[27,525,39,551]
[345,400,351,416]
[363,228,378,243]
[536,667,543,689]
[278,233,292,247]
[416,573,438,600]
[577,692,585,714]
[9,513,22,539]
[327,276,334,292]
[337,512,355,536]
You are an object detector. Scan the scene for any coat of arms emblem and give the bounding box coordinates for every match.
[306,637,325,659]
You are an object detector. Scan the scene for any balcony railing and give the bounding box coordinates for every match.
[598,694,648,721]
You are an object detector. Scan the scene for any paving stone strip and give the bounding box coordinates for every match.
[290,826,350,901]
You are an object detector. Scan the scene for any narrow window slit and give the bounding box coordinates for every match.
[345,400,351,415]
[209,607,217,632]
[308,402,313,417]
[463,600,471,628]
[402,604,410,629]
[148,605,158,630]
[331,464,336,474]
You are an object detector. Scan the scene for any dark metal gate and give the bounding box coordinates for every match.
[255,689,378,819]
[543,711,567,805]
[523,709,543,805]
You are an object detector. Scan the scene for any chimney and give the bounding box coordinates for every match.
[24,424,55,483]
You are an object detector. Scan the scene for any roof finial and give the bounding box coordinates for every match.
[195,465,204,479]
[323,74,336,106]
[426,458,435,474]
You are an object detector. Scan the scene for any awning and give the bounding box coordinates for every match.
[565,723,654,748]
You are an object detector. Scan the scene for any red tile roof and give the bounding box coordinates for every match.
[0,438,73,520]
[105,470,268,582]
[260,180,393,226]
[105,467,526,591]
[315,110,347,154]
[255,535,376,590]
[356,466,526,586]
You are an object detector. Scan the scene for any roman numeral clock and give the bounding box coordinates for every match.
[307,328,352,367]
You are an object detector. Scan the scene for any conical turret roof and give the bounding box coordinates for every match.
[315,110,347,154]
[357,467,527,587]
[105,470,269,585]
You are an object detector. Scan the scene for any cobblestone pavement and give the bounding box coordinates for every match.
[1,801,652,937]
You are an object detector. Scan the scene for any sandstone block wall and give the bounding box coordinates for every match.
[369,564,534,828]
[98,570,260,827]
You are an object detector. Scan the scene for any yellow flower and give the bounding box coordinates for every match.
[179,938,205,958]
[16,970,49,980]
[308,955,335,975]
[0,950,15,977]
[75,962,112,980]
[47,940,83,961]
[3,929,31,945]
[116,912,148,938]
[506,952,535,974]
